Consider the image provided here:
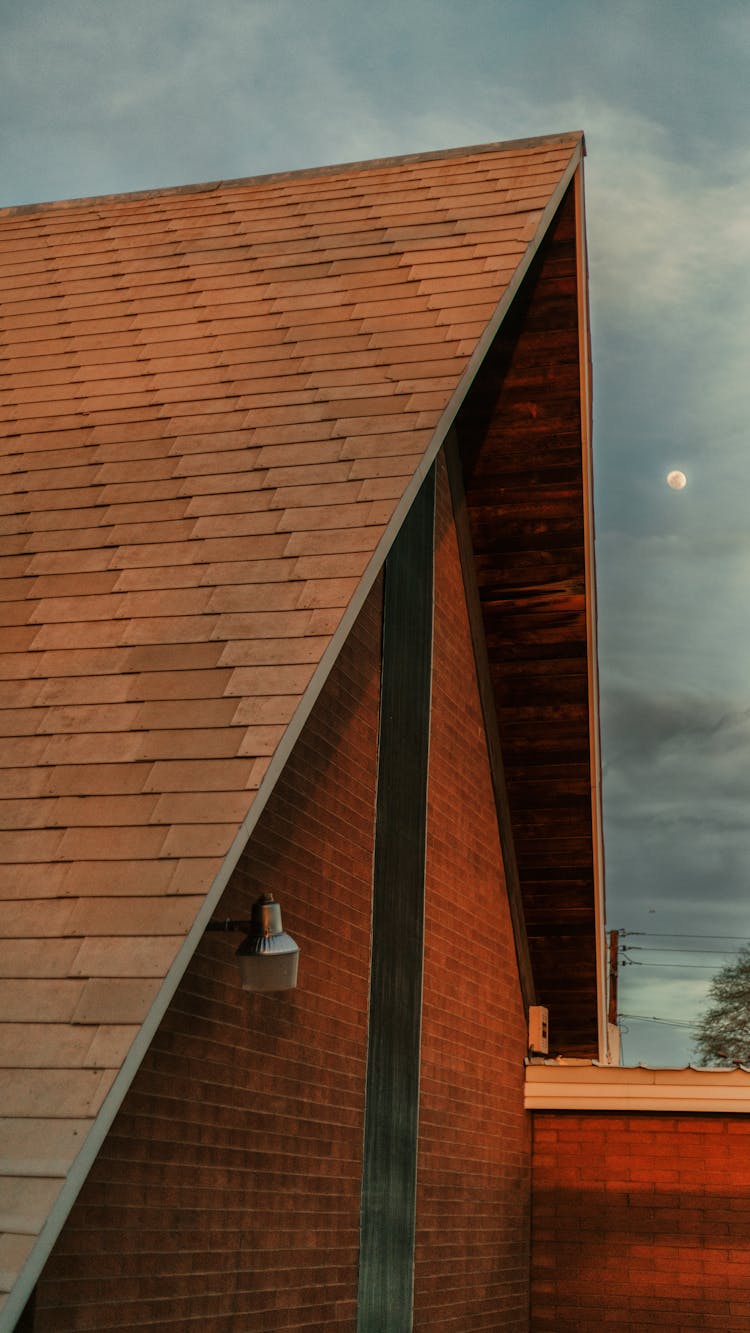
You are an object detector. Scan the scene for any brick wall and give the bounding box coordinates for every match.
[531,1111,750,1332]
[34,579,383,1332]
[413,458,531,1331]
[32,463,535,1331]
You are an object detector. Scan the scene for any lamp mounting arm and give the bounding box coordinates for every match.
[206,918,253,933]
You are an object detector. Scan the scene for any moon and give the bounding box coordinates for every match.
[667,470,687,490]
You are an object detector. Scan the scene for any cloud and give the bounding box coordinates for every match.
[601,674,750,986]
[3,0,749,1069]
[618,972,711,1067]
[597,527,750,707]
[0,0,409,203]
[591,138,750,491]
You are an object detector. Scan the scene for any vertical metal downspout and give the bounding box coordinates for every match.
[357,467,435,1332]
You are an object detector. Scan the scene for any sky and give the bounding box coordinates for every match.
[2,0,749,1064]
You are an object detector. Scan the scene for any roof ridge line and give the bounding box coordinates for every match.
[0,130,584,219]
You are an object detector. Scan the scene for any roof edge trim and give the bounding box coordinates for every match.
[0,130,583,217]
[573,161,608,1062]
[525,1062,750,1113]
[1,139,583,1331]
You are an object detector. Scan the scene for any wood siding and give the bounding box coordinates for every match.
[455,183,598,1056]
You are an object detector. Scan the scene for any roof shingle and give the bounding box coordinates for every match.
[0,131,582,1321]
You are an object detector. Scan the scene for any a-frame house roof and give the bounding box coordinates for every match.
[0,131,601,1326]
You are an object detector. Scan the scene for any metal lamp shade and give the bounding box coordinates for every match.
[235,895,299,992]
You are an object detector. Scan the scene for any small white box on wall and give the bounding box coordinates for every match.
[528,1005,549,1055]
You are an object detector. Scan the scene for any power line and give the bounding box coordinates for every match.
[626,944,740,955]
[619,1012,697,1030]
[622,960,722,970]
[621,931,750,941]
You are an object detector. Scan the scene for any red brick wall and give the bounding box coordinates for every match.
[413,458,531,1331]
[33,464,535,1331]
[531,1111,750,1332]
[35,579,382,1332]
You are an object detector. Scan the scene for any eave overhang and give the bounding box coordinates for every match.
[451,166,605,1059]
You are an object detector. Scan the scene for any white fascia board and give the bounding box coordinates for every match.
[525,1062,750,1113]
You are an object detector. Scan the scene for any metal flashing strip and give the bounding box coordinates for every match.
[357,466,434,1333]
[525,1063,750,1113]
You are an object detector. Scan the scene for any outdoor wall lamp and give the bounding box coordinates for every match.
[207,893,299,992]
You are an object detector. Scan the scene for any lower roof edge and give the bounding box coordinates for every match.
[526,1061,750,1113]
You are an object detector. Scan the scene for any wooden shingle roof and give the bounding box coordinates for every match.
[0,132,586,1323]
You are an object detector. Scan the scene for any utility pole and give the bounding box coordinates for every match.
[608,929,620,1028]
